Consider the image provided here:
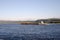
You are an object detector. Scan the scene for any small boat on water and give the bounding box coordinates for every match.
[38,21,51,25]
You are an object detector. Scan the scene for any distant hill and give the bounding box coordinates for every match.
[35,18,60,23]
[0,18,60,24]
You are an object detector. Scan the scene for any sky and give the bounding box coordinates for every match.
[0,0,60,21]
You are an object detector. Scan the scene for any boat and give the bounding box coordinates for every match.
[38,21,51,25]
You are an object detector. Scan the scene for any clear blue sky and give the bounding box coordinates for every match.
[0,0,60,20]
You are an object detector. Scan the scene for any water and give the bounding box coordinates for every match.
[0,24,60,40]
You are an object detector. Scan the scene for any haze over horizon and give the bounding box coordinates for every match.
[0,0,60,21]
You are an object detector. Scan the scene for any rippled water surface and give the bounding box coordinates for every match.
[0,24,60,40]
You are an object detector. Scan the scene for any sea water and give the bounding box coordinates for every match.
[0,24,60,40]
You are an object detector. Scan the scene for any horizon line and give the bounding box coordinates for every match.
[0,18,60,21]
